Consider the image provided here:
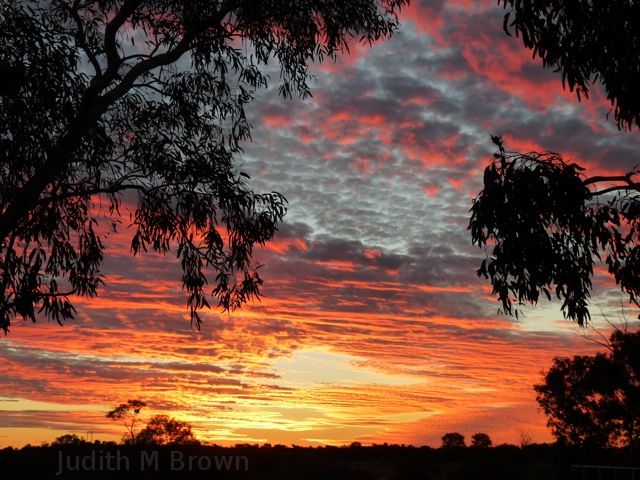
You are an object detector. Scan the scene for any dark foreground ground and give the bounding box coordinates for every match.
[1,443,638,479]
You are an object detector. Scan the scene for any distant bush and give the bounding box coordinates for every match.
[471,433,492,448]
[441,432,466,448]
[51,434,84,446]
[136,415,198,445]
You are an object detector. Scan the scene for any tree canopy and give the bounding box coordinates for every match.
[471,3,640,324]
[470,432,492,448]
[0,0,407,333]
[535,329,640,448]
[501,0,640,130]
[136,414,198,445]
[106,399,146,444]
[470,136,640,326]
[441,432,465,448]
[51,433,85,446]
[106,401,198,445]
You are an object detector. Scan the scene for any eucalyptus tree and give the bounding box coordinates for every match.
[535,329,640,448]
[471,1,640,324]
[0,0,407,333]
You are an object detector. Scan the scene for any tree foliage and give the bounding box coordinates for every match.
[535,329,640,448]
[472,3,640,324]
[441,432,466,448]
[106,399,146,444]
[470,136,640,325]
[501,0,640,130]
[470,432,492,448]
[0,0,407,333]
[52,433,85,445]
[136,414,198,445]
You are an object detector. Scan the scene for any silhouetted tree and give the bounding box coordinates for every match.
[469,136,640,325]
[0,0,407,333]
[471,4,640,324]
[517,430,532,448]
[534,329,640,448]
[471,433,492,448]
[501,0,640,130]
[136,415,198,445]
[52,434,84,446]
[106,399,146,444]
[441,432,466,448]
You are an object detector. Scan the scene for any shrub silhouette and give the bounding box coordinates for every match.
[51,434,84,446]
[136,415,198,446]
[441,432,466,448]
[471,433,492,448]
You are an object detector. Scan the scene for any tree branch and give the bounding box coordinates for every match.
[584,174,636,186]
[590,185,640,197]
[101,1,237,104]
[584,172,640,196]
[35,183,150,206]
[0,1,236,241]
[103,0,142,78]
[69,0,102,76]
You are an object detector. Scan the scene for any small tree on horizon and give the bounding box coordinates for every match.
[136,414,198,445]
[441,432,466,448]
[106,399,147,444]
[52,433,84,446]
[471,433,492,448]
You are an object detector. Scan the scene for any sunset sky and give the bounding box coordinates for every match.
[2,0,640,448]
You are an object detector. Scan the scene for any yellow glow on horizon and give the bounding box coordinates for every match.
[271,348,418,386]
